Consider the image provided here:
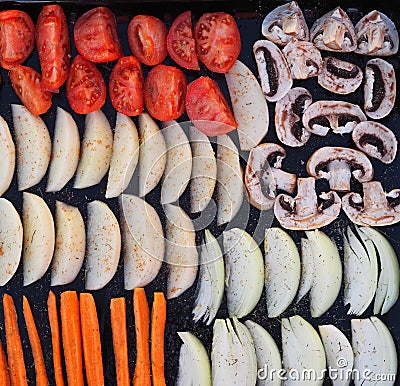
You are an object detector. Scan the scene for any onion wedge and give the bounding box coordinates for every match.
[296,238,314,302]
[0,115,15,196]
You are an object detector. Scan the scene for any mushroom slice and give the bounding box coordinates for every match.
[364,58,396,120]
[0,115,15,196]
[342,181,400,226]
[274,177,341,230]
[12,104,51,191]
[245,143,297,210]
[352,121,397,164]
[282,39,323,79]
[355,10,399,56]
[303,100,366,136]
[318,57,363,95]
[261,1,309,45]
[310,7,357,52]
[275,87,312,147]
[253,40,293,102]
[307,147,374,192]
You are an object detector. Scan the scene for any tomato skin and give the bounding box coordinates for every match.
[0,10,35,70]
[66,55,106,115]
[128,15,168,66]
[10,65,52,116]
[36,5,71,91]
[186,76,237,136]
[167,11,199,71]
[194,12,241,73]
[144,65,187,121]
[74,7,122,63]
[110,56,144,116]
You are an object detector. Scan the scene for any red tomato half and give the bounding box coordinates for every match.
[144,65,187,121]
[36,5,71,91]
[128,15,168,66]
[10,65,52,116]
[110,56,144,116]
[167,11,199,70]
[74,7,122,63]
[186,76,237,136]
[66,55,106,114]
[194,12,241,73]
[0,10,35,70]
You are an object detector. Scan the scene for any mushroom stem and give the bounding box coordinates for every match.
[295,177,317,217]
[273,168,297,193]
[362,181,387,211]
[327,160,351,191]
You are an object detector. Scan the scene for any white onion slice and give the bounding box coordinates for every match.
[296,238,314,302]
[0,115,15,196]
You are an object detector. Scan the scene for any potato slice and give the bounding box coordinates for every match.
[0,115,15,196]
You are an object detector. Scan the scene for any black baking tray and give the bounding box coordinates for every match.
[0,0,399,385]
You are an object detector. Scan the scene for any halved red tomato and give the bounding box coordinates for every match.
[186,76,237,136]
[128,15,168,66]
[66,55,106,114]
[74,7,122,63]
[0,10,35,70]
[10,65,52,116]
[194,12,241,73]
[110,56,144,116]
[144,65,187,121]
[36,5,71,91]
[167,11,199,70]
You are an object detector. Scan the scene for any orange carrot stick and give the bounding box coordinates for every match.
[110,298,130,386]
[47,291,65,386]
[2,294,27,386]
[79,293,104,386]
[60,291,84,386]
[133,288,151,386]
[0,338,10,386]
[22,296,49,386]
[151,292,166,386]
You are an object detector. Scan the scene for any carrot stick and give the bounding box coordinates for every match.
[60,291,84,386]
[2,294,27,386]
[151,292,166,386]
[80,293,104,386]
[110,298,130,386]
[47,291,65,386]
[133,288,151,386]
[22,296,49,386]
[0,337,10,386]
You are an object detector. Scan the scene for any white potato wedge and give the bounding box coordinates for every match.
[106,113,139,198]
[85,200,121,290]
[138,113,167,197]
[0,198,22,285]
[0,115,15,196]
[74,110,113,189]
[164,204,198,299]
[47,107,80,192]
[245,320,282,386]
[51,201,85,286]
[216,134,243,226]
[297,238,315,302]
[319,325,353,386]
[22,192,55,286]
[265,228,301,317]
[177,332,212,386]
[223,228,264,318]
[12,104,51,191]
[225,60,269,151]
[119,194,163,290]
[189,125,217,213]
[161,120,192,204]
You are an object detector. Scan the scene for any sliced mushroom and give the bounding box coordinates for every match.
[274,177,341,230]
[245,143,297,210]
[282,39,323,79]
[342,181,400,226]
[253,40,293,102]
[318,56,363,95]
[355,10,399,56]
[310,7,357,52]
[307,147,374,192]
[303,100,366,136]
[364,58,396,120]
[352,121,397,164]
[261,1,309,46]
[275,87,312,147]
